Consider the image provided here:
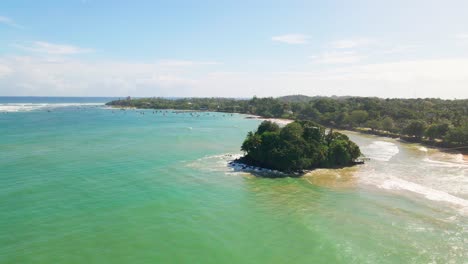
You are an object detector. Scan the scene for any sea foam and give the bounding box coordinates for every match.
[378,177,468,214]
[361,141,399,161]
[423,156,468,169]
[0,103,103,112]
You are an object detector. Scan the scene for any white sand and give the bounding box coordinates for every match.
[245,115,293,126]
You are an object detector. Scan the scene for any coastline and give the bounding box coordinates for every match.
[247,115,467,155]
[244,114,294,126]
[107,104,466,155]
[344,127,468,155]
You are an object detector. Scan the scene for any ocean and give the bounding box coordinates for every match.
[0,97,467,263]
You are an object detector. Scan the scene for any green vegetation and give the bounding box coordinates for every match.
[238,121,361,172]
[107,95,468,150]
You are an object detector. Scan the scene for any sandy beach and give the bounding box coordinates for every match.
[244,115,293,126]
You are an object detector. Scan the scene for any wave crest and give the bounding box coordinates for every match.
[0,103,103,112]
[361,141,399,161]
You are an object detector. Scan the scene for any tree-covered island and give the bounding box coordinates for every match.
[236,120,361,173]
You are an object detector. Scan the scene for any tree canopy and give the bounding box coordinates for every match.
[240,121,361,172]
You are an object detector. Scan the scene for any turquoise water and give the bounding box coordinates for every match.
[0,102,467,263]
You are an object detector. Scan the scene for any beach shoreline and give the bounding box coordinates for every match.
[244,114,294,126]
[107,105,466,155]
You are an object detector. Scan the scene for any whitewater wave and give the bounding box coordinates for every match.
[186,153,243,171]
[418,146,428,152]
[0,103,104,112]
[361,141,399,161]
[423,153,468,169]
[358,165,468,215]
[423,157,468,169]
[378,177,468,214]
[185,153,288,176]
[195,153,243,161]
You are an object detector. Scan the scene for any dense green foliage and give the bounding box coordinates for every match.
[239,121,361,172]
[107,95,468,149]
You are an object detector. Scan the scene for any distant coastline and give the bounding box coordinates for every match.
[106,96,468,155]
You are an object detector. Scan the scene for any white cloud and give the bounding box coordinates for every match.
[272,34,310,44]
[176,59,468,98]
[455,33,468,40]
[194,59,468,98]
[0,56,216,96]
[16,41,94,55]
[0,55,467,99]
[310,51,364,64]
[0,16,21,28]
[157,59,220,67]
[331,38,375,49]
[455,33,468,46]
[382,45,419,54]
[316,59,468,83]
[0,64,13,78]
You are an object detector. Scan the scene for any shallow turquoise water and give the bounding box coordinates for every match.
[0,104,467,263]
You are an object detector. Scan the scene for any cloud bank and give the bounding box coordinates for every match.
[1,55,467,99]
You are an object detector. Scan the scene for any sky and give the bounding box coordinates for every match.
[1,0,468,98]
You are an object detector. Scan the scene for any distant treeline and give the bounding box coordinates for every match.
[106,95,468,150]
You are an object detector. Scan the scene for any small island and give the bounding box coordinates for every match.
[235,120,362,174]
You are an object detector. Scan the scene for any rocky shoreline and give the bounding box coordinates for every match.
[228,157,365,178]
[228,159,295,178]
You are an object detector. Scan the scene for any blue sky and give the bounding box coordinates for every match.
[1,0,468,98]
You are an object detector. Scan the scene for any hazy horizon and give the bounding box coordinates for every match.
[1,0,468,99]
[0,94,467,100]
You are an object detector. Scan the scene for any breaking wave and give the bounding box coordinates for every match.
[0,103,103,112]
[361,141,399,161]
[378,177,468,215]
[185,153,243,172]
[423,154,468,168]
[358,157,468,215]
